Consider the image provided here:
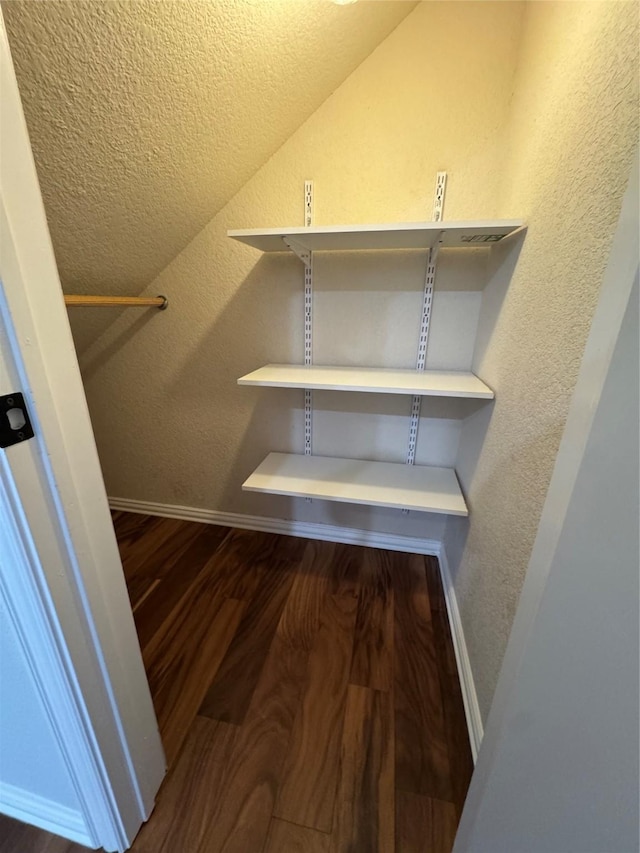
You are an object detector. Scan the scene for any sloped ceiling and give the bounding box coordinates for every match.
[2,0,417,294]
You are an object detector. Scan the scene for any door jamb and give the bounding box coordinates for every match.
[0,14,165,851]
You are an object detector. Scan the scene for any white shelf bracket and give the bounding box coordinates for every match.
[282,236,311,266]
[404,172,447,511]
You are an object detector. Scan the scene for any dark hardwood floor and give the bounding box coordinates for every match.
[0,512,473,853]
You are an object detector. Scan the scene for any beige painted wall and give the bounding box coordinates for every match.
[444,0,639,719]
[77,1,525,546]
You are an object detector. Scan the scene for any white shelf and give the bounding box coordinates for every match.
[228,219,523,253]
[238,364,494,399]
[243,452,468,516]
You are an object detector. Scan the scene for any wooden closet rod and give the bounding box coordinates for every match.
[64,294,168,310]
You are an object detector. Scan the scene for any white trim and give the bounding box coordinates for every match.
[0,783,94,849]
[0,451,109,849]
[437,542,484,761]
[108,497,441,556]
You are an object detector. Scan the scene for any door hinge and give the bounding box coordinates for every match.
[0,392,35,448]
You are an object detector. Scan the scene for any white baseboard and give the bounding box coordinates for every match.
[108,497,482,759]
[108,497,441,556]
[437,543,484,761]
[0,782,94,848]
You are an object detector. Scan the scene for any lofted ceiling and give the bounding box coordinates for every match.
[2,0,418,294]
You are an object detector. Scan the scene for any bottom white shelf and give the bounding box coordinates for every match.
[243,452,468,516]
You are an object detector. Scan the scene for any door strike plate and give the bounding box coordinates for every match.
[0,392,35,448]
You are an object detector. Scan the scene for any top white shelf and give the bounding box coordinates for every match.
[228,219,524,253]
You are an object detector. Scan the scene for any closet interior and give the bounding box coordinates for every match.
[2,0,637,851]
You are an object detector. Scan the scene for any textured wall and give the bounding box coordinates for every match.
[76,1,524,544]
[444,0,639,720]
[2,0,417,337]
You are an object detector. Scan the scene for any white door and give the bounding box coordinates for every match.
[0,13,164,852]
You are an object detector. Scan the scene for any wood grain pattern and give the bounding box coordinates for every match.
[145,519,209,579]
[325,542,363,598]
[120,516,191,578]
[274,592,359,832]
[143,567,245,763]
[5,517,473,853]
[193,540,333,853]
[423,556,446,614]
[111,509,152,541]
[277,540,336,650]
[350,547,394,691]
[133,524,230,650]
[264,819,330,853]
[198,533,304,724]
[395,791,458,853]
[110,510,154,555]
[394,554,452,801]
[194,634,311,852]
[131,716,237,853]
[132,577,161,613]
[330,685,395,853]
[126,572,162,612]
[111,513,166,609]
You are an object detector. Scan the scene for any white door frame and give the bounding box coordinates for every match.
[0,14,165,852]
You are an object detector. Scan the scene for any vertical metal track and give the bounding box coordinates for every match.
[432,170,447,223]
[304,180,313,228]
[304,181,313,456]
[304,254,313,455]
[405,171,447,478]
[284,182,314,462]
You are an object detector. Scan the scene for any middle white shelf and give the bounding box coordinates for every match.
[238,364,494,399]
[243,452,468,515]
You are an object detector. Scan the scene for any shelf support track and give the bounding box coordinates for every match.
[283,181,314,462]
[404,171,447,511]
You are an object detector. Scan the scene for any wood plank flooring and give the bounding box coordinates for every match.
[0,512,473,853]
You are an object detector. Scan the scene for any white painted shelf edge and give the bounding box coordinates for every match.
[243,452,468,516]
[228,219,524,252]
[238,364,494,399]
